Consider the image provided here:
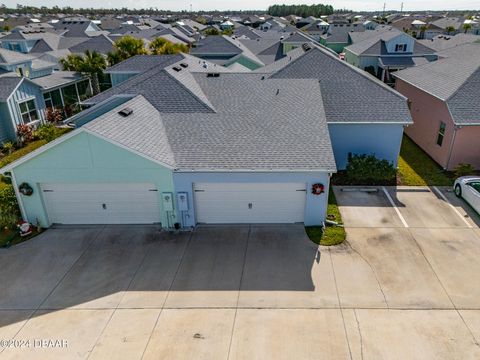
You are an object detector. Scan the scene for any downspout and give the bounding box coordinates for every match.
[445,126,459,171]
[3,171,28,221]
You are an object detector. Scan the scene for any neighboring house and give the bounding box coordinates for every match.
[393,43,480,170]
[391,17,443,39]
[0,74,46,143]
[190,35,264,70]
[431,17,480,35]
[0,48,90,142]
[68,34,115,55]
[1,28,87,54]
[256,43,412,170]
[344,28,437,83]
[301,20,329,42]
[106,54,186,86]
[52,17,105,37]
[419,33,480,52]
[0,57,336,230]
[319,23,365,53]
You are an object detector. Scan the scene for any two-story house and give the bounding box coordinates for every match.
[343,28,437,84]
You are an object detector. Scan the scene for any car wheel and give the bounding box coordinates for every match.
[454,184,462,197]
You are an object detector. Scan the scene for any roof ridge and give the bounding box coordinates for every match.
[166,70,216,113]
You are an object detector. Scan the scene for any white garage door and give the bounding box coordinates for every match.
[194,183,306,224]
[41,183,161,225]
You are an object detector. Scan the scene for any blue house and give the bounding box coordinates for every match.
[1,56,335,228]
[0,48,91,142]
[0,75,46,143]
[1,46,411,229]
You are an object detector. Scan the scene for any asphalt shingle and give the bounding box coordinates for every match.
[263,45,411,124]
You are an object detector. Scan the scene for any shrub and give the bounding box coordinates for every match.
[454,163,476,178]
[346,153,397,185]
[34,123,59,142]
[0,185,20,229]
[1,141,14,156]
[45,107,63,123]
[16,124,33,146]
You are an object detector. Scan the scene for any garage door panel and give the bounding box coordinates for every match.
[194,182,306,224]
[41,183,161,225]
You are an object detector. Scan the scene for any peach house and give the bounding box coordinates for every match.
[393,45,480,170]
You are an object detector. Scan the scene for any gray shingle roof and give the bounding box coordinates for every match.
[84,95,176,167]
[393,50,480,125]
[81,74,336,171]
[30,71,84,90]
[346,29,436,57]
[106,54,184,73]
[68,34,114,54]
[190,35,242,56]
[419,34,480,52]
[161,73,335,171]
[0,48,35,64]
[261,45,411,124]
[85,65,215,113]
[0,75,22,101]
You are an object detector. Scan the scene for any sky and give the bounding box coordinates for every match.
[4,0,479,12]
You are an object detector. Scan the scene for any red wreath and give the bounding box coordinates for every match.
[311,183,325,195]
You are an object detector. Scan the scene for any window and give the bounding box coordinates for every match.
[469,182,480,193]
[18,99,38,124]
[436,121,446,146]
[395,43,407,52]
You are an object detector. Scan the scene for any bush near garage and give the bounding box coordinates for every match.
[0,185,20,229]
[454,163,476,178]
[345,153,397,185]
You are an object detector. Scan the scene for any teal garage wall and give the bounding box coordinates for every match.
[12,131,175,227]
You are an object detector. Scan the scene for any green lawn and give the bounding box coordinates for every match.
[306,188,346,246]
[397,136,454,186]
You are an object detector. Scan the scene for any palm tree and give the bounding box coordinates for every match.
[110,36,147,64]
[445,25,455,34]
[60,50,107,95]
[463,23,473,34]
[149,37,189,55]
[419,25,428,39]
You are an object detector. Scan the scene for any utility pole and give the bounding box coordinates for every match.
[190,4,193,13]
[383,2,386,17]
[400,2,403,14]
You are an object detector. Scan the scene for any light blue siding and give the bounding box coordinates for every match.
[328,123,405,170]
[0,102,15,143]
[13,131,175,228]
[8,80,46,127]
[173,172,331,227]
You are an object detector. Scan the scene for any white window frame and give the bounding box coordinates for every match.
[395,43,407,52]
[17,97,40,125]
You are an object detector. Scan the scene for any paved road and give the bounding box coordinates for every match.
[0,186,479,359]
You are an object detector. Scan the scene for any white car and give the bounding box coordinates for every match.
[454,176,480,213]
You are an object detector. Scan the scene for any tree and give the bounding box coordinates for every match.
[60,50,107,95]
[419,25,428,39]
[463,23,472,34]
[149,37,189,55]
[445,26,455,34]
[204,27,220,36]
[108,36,147,64]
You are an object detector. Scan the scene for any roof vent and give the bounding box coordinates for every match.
[302,43,312,51]
[180,62,188,68]
[207,73,220,78]
[118,107,133,117]
[172,66,182,72]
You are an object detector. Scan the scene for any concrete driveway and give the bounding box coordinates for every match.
[1,186,480,359]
